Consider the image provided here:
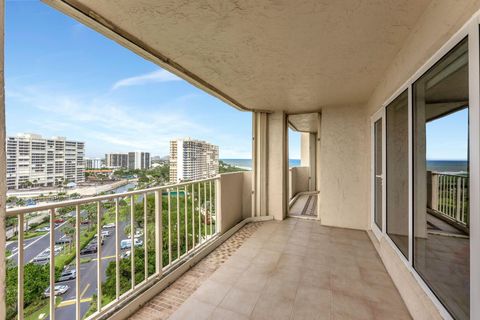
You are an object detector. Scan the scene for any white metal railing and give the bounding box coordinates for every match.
[430,172,469,227]
[6,177,219,320]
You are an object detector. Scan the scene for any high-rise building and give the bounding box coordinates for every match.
[85,157,103,169]
[105,152,150,169]
[169,138,219,183]
[105,153,128,169]
[6,133,85,190]
[128,152,151,170]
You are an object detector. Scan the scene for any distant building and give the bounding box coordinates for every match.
[169,138,219,183]
[105,152,150,170]
[105,153,128,169]
[128,152,151,170]
[6,133,85,189]
[85,157,103,169]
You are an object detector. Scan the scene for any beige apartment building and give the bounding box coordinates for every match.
[169,138,219,183]
[3,1,480,320]
[6,133,85,189]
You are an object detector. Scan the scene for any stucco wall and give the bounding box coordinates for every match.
[289,166,309,199]
[318,104,369,230]
[218,172,252,233]
[0,0,5,317]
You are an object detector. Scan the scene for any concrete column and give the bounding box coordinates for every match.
[267,111,288,220]
[252,112,268,217]
[0,1,6,317]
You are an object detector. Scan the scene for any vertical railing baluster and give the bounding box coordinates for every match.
[462,177,467,224]
[198,183,201,244]
[49,208,55,320]
[154,190,163,275]
[192,184,195,249]
[115,198,120,300]
[168,189,172,265]
[456,177,461,221]
[209,180,213,236]
[184,186,188,253]
[97,201,102,312]
[18,214,24,320]
[144,193,148,279]
[176,187,180,259]
[75,205,81,319]
[130,196,135,289]
[204,182,207,239]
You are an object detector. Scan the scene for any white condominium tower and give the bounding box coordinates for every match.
[6,133,85,190]
[105,152,151,169]
[170,138,219,183]
[85,157,103,169]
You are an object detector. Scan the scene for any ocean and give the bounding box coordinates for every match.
[222,159,468,174]
[427,160,468,173]
[222,159,301,170]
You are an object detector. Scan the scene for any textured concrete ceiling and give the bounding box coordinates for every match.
[57,0,432,113]
[289,113,319,133]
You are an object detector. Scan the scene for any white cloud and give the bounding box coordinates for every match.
[112,69,182,90]
[7,85,211,157]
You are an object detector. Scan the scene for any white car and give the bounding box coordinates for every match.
[102,223,115,229]
[120,250,131,259]
[58,269,76,282]
[120,238,143,250]
[44,284,69,297]
[36,226,50,232]
[101,230,111,237]
[127,229,144,239]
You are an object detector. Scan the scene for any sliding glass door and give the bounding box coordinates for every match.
[413,38,469,320]
[386,90,409,258]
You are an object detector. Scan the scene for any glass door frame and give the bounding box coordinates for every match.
[370,108,386,240]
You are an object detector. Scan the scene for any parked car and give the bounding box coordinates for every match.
[33,252,50,263]
[55,235,72,245]
[127,229,144,239]
[120,238,143,250]
[36,226,50,232]
[102,223,115,229]
[80,244,97,255]
[44,284,69,297]
[92,234,105,245]
[120,250,131,259]
[81,220,90,225]
[58,269,76,282]
[54,218,65,223]
[101,230,111,237]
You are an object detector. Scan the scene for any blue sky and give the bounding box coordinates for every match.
[426,108,468,161]
[5,1,304,159]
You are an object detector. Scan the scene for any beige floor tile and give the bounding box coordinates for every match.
[191,279,231,306]
[251,294,294,320]
[169,297,215,320]
[209,307,249,320]
[219,287,260,316]
[292,285,331,320]
[332,292,374,320]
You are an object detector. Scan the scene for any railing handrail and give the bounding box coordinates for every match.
[6,176,220,217]
[431,171,468,179]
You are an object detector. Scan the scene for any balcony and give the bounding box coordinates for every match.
[133,219,409,320]
[7,172,410,320]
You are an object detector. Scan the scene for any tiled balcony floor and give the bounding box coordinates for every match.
[137,219,411,320]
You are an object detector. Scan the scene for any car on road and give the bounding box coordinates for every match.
[81,220,90,225]
[58,269,76,282]
[80,243,98,255]
[44,284,69,297]
[120,238,143,250]
[36,226,50,232]
[120,250,131,259]
[93,234,105,245]
[54,218,65,223]
[127,229,144,239]
[55,235,72,245]
[102,223,115,229]
[33,246,63,263]
[101,230,112,237]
